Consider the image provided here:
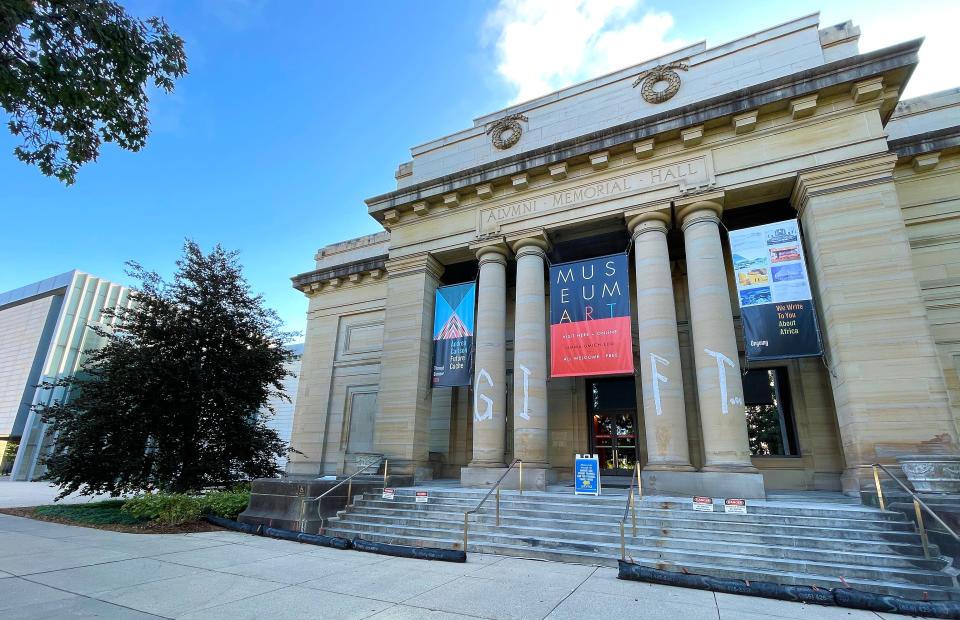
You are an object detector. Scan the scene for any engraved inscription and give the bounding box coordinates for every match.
[478,156,709,233]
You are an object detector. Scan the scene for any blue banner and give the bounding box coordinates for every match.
[431,282,476,387]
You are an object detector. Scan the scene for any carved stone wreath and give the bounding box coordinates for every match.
[486,113,528,150]
[632,61,689,104]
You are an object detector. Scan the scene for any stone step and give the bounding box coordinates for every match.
[333,512,936,558]
[325,527,959,601]
[348,503,919,539]
[328,519,951,581]
[356,496,911,529]
[382,490,901,520]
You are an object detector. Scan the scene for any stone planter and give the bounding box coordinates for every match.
[897,454,960,494]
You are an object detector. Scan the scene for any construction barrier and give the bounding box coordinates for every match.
[618,561,960,619]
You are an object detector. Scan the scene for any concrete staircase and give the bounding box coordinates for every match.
[324,488,960,600]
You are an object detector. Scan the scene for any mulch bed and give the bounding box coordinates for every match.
[0,506,225,534]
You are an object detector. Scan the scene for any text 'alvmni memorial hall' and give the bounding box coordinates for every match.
[283,12,960,508]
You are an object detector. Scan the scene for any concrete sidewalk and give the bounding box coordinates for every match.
[0,513,916,619]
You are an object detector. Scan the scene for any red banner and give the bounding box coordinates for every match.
[549,254,634,377]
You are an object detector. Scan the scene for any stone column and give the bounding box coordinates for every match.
[469,245,509,468]
[510,236,550,469]
[626,209,694,471]
[794,155,958,494]
[677,192,757,474]
[374,253,444,481]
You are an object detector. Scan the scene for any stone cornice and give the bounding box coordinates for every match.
[888,125,960,159]
[291,255,387,295]
[365,39,921,220]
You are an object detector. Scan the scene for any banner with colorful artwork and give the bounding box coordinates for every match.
[431,282,475,387]
[550,254,634,377]
[729,219,822,361]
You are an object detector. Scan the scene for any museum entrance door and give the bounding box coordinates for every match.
[587,377,639,476]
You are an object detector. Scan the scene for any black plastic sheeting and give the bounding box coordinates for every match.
[351,537,467,562]
[204,515,351,549]
[618,561,960,619]
[203,515,463,562]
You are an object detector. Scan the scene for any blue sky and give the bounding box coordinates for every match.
[1,0,956,338]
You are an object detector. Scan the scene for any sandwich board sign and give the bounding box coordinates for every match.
[574,454,601,496]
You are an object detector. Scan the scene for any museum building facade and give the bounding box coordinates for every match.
[286,14,960,498]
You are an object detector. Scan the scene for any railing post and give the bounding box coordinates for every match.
[620,521,626,560]
[496,486,501,526]
[463,513,469,552]
[915,499,932,559]
[298,495,306,533]
[636,463,642,498]
[631,487,637,537]
[347,479,353,507]
[519,460,523,495]
[383,459,389,488]
[873,464,886,511]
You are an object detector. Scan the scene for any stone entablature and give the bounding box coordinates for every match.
[477,156,713,235]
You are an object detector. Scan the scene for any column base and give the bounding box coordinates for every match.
[643,462,697,472]
[701,463,760,474]
[461,466,555,491]
[641,470,766,499]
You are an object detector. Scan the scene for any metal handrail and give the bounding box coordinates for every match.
[462,459,523,552]
[872,462,960,559]
[299,457,387,533]
[618,463,641,560]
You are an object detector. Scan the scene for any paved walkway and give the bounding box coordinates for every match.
[0,512,916,619]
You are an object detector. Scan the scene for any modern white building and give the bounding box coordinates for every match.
[0,271,132,479]
[261,342,303,468]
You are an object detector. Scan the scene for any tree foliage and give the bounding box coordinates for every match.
[37,241,295,497]
[0,0,187,183]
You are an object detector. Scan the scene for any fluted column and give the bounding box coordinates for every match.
[626,210,693,471]
[677,193,756,472]
[470,245,509,467]
[511,237,550,468]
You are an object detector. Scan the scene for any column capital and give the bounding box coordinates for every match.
[675,191,724,231]
[626,207,671,239]
[475,244,509,267]
[791,154,897,216]
[508,231,550,259]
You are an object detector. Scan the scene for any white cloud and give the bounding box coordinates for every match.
[484,0,687,103]
[843,1,960,97]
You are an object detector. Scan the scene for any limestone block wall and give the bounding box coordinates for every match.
[796,156,958,492]
[286,278,387,476]
[896,152,960,433]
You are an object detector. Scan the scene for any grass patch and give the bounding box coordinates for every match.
[34,500,150,526]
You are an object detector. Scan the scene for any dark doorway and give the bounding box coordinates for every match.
[587,377,639,476]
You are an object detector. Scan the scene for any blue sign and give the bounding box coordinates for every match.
[574,454,601,496]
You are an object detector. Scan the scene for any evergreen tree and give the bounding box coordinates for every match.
[37,241,294,497]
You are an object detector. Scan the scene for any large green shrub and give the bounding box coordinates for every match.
[121,493,202,526]
[201,487,251,520]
